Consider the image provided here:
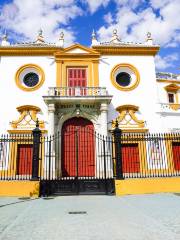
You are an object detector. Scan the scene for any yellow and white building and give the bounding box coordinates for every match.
[0,29,180,197]
[0,29,179,135]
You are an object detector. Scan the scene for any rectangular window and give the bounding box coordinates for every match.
[168,93,175,103]
[67,68,87,87]
[67,68,87,96]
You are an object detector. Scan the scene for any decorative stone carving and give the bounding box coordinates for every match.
[10,105,45,129]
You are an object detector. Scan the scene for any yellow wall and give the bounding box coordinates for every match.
[0,181,39,197]
[115,177,180,195]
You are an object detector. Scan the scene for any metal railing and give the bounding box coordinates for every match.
[157,103,180,111]
[48,87,108,97]
[156,72,179,80]
[0,131,180,181]
[0,134,33,180]
[119,132,180,179]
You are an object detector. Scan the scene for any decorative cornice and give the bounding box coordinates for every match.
[157,79,180,84]
[92,46,160,56]
[54,53,100,60]
[116,105,139,112]
[17,105,41,113]
[164,84,179,92]
[0,46,63,56]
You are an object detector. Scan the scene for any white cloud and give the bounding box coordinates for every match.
[97,0,180,47]
[0,0,83,45]
[104,12,114,24]
[82,0,110,14]
[155,53,179,70]
[150,0,170,9]
[115,0,145,9]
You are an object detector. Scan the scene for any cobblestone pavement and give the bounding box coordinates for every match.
[0,193,180,240]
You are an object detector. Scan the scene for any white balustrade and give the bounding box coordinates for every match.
[48,87,108,97]
[156,72,179,80]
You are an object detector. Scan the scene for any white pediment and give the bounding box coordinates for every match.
[66,48,89,54]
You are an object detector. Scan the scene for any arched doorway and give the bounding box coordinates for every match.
[61,117,95,177]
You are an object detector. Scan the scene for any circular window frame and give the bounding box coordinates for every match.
[110,63,140,91]
[15,64,45,92]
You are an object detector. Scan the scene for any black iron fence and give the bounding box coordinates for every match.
[118,132,180,179]
[40,129,114,181]
[0,134,33,180]
[0,127,180,181]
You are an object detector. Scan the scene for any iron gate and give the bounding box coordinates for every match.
[40,128,115,196]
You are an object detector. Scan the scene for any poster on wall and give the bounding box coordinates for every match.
[0,142,9,169]
[146,139,168,169]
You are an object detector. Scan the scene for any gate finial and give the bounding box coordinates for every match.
[36,118,39,128]
[115,118,119,128]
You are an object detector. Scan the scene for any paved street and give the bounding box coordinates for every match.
[0,193,180,240]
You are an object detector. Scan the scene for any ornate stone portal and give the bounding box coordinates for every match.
[47,102,109,136]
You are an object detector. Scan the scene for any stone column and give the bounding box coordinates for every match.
[48,103,56,178]
[100,102,108,136]
[48,103,55,136]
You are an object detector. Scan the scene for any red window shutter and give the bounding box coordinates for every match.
[68,68,87,87]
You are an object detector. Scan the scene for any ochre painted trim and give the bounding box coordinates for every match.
[17,105,41,112]
[164,84,179,110]
[157,79,180,84]
[0,181,39,197]
[92,46,160,56]
[55,54,100,59]
[111,63,140,91]
[92,60,99,87]
[121,128,148,133]
[60,61,95,87]
[116,104,139,112]
[0,47,62,56]
[56,60,62,87]
[169,104,180,111]
[115,178,180,196]
[7,129,47,133]
[113,104,145,129]
[54,45,100,87]
[10,104,45,129]
[164,84,179,92]
[15,63,45,92]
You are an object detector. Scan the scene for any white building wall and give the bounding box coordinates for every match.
[98,55,163,132]
[156,81,180,131]
[0,51,179,134]
[0,56,56,133]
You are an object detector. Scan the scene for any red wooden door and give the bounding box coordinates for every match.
[122,144,140,173]
[172,142,180,171]
[61,117,95,177]
[68,68,87,95]
[17,144,33,175]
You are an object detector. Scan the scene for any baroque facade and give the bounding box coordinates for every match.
[0,29,179,136]
[0,29,180,196]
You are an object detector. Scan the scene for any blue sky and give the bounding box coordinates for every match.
[0,0,179,74]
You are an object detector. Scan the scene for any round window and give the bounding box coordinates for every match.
[116,72,131,87]
[15,64,45,92]
[111,63,140,91]
[23,72,39,87]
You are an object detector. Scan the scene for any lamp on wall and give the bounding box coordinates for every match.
[75,104,80,117]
